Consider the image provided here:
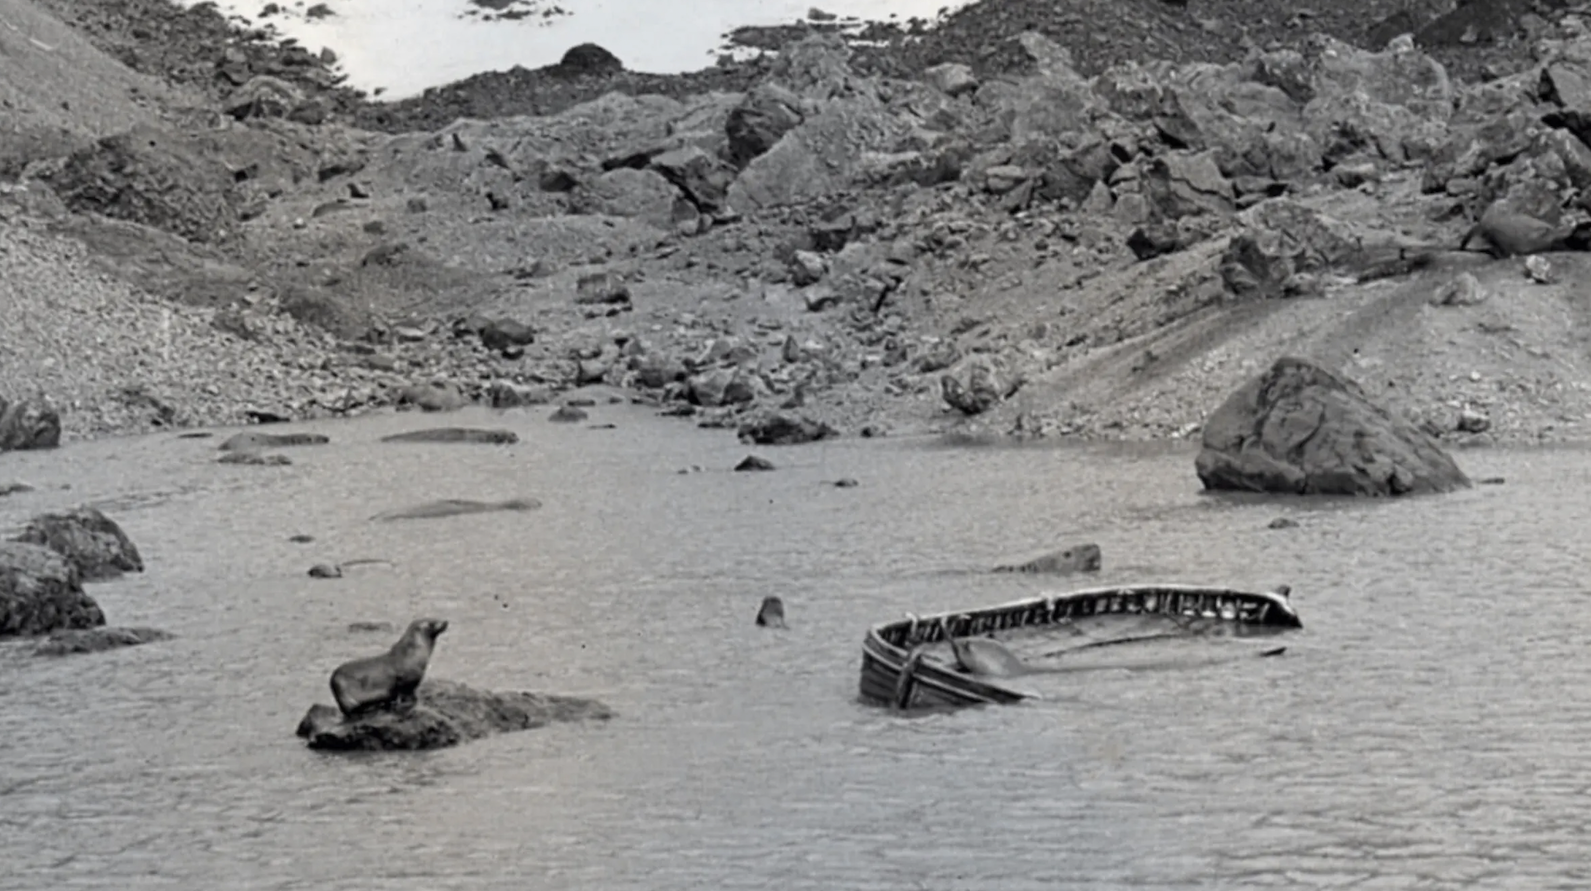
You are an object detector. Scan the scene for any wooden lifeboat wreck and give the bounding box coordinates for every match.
[859,583,1304,711]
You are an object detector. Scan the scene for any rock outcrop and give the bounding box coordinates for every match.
[0,542,104,637]
[294,678,613,751]
[12,507,144,581]
[1195,357,1471,496]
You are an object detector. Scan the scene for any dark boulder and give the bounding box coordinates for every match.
[478,318,536,351]
[0,542,103,637]
[33,626,173,657]
[295,678,613,751]
[558,43,622,75]
[1195,357,1471,496]
[0,397,61,451]
[726,83,805,168]
[12,507,143,581]
[737,412,838,445]
[549,405,588,423]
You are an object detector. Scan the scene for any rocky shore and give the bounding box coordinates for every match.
[5,0,1591,449]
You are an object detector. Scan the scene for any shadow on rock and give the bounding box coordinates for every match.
[295,678,613,751]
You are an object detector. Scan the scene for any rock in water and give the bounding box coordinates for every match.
[0,542,103,637]
[1195,356,1470,496]
[295,678,613,751]
[219,431,329,451]
[12,507,144,581]
[33,626,173,656]
[994,543,1102,574]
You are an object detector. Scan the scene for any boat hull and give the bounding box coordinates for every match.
[859,583,1302,711]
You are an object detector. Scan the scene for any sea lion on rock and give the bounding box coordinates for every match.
[371,497,541,521]
[755,596,787,628]
[329,618,448,716]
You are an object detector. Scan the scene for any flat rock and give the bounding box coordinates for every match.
[219,431,330,451]
[380,427,519,444]
[295,678,613,751]
[371,497,542,521]
[33,626,173,656]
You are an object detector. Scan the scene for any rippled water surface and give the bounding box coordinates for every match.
[3,403,1590,890]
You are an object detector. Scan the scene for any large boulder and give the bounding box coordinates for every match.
[0,542,104,637]
[12,507,144,581]
[0,396,61,451]
[941,355,1023,416]
[1195,357,1471,496]
[295,678,613,751]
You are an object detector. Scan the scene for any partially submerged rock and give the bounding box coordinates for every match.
[380,427,519,444]
[219,431,329,451]
[1196,357,1471,496]
[33,626,173,656]
[295,678,613,751]
[994,543,1103,574]
[371,497,542,521]
[218,451,292,465]
[0,542,103,637]
[12,507,144,581]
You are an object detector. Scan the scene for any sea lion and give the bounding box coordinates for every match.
[1459,205,1579,258]
[329,618,448,716]
[755,596,787,628]
[371,497,542,521]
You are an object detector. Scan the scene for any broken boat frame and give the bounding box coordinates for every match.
[859,583,1304,711]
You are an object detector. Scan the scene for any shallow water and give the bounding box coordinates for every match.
[186,0,969,100]
[2,402,1589,890]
